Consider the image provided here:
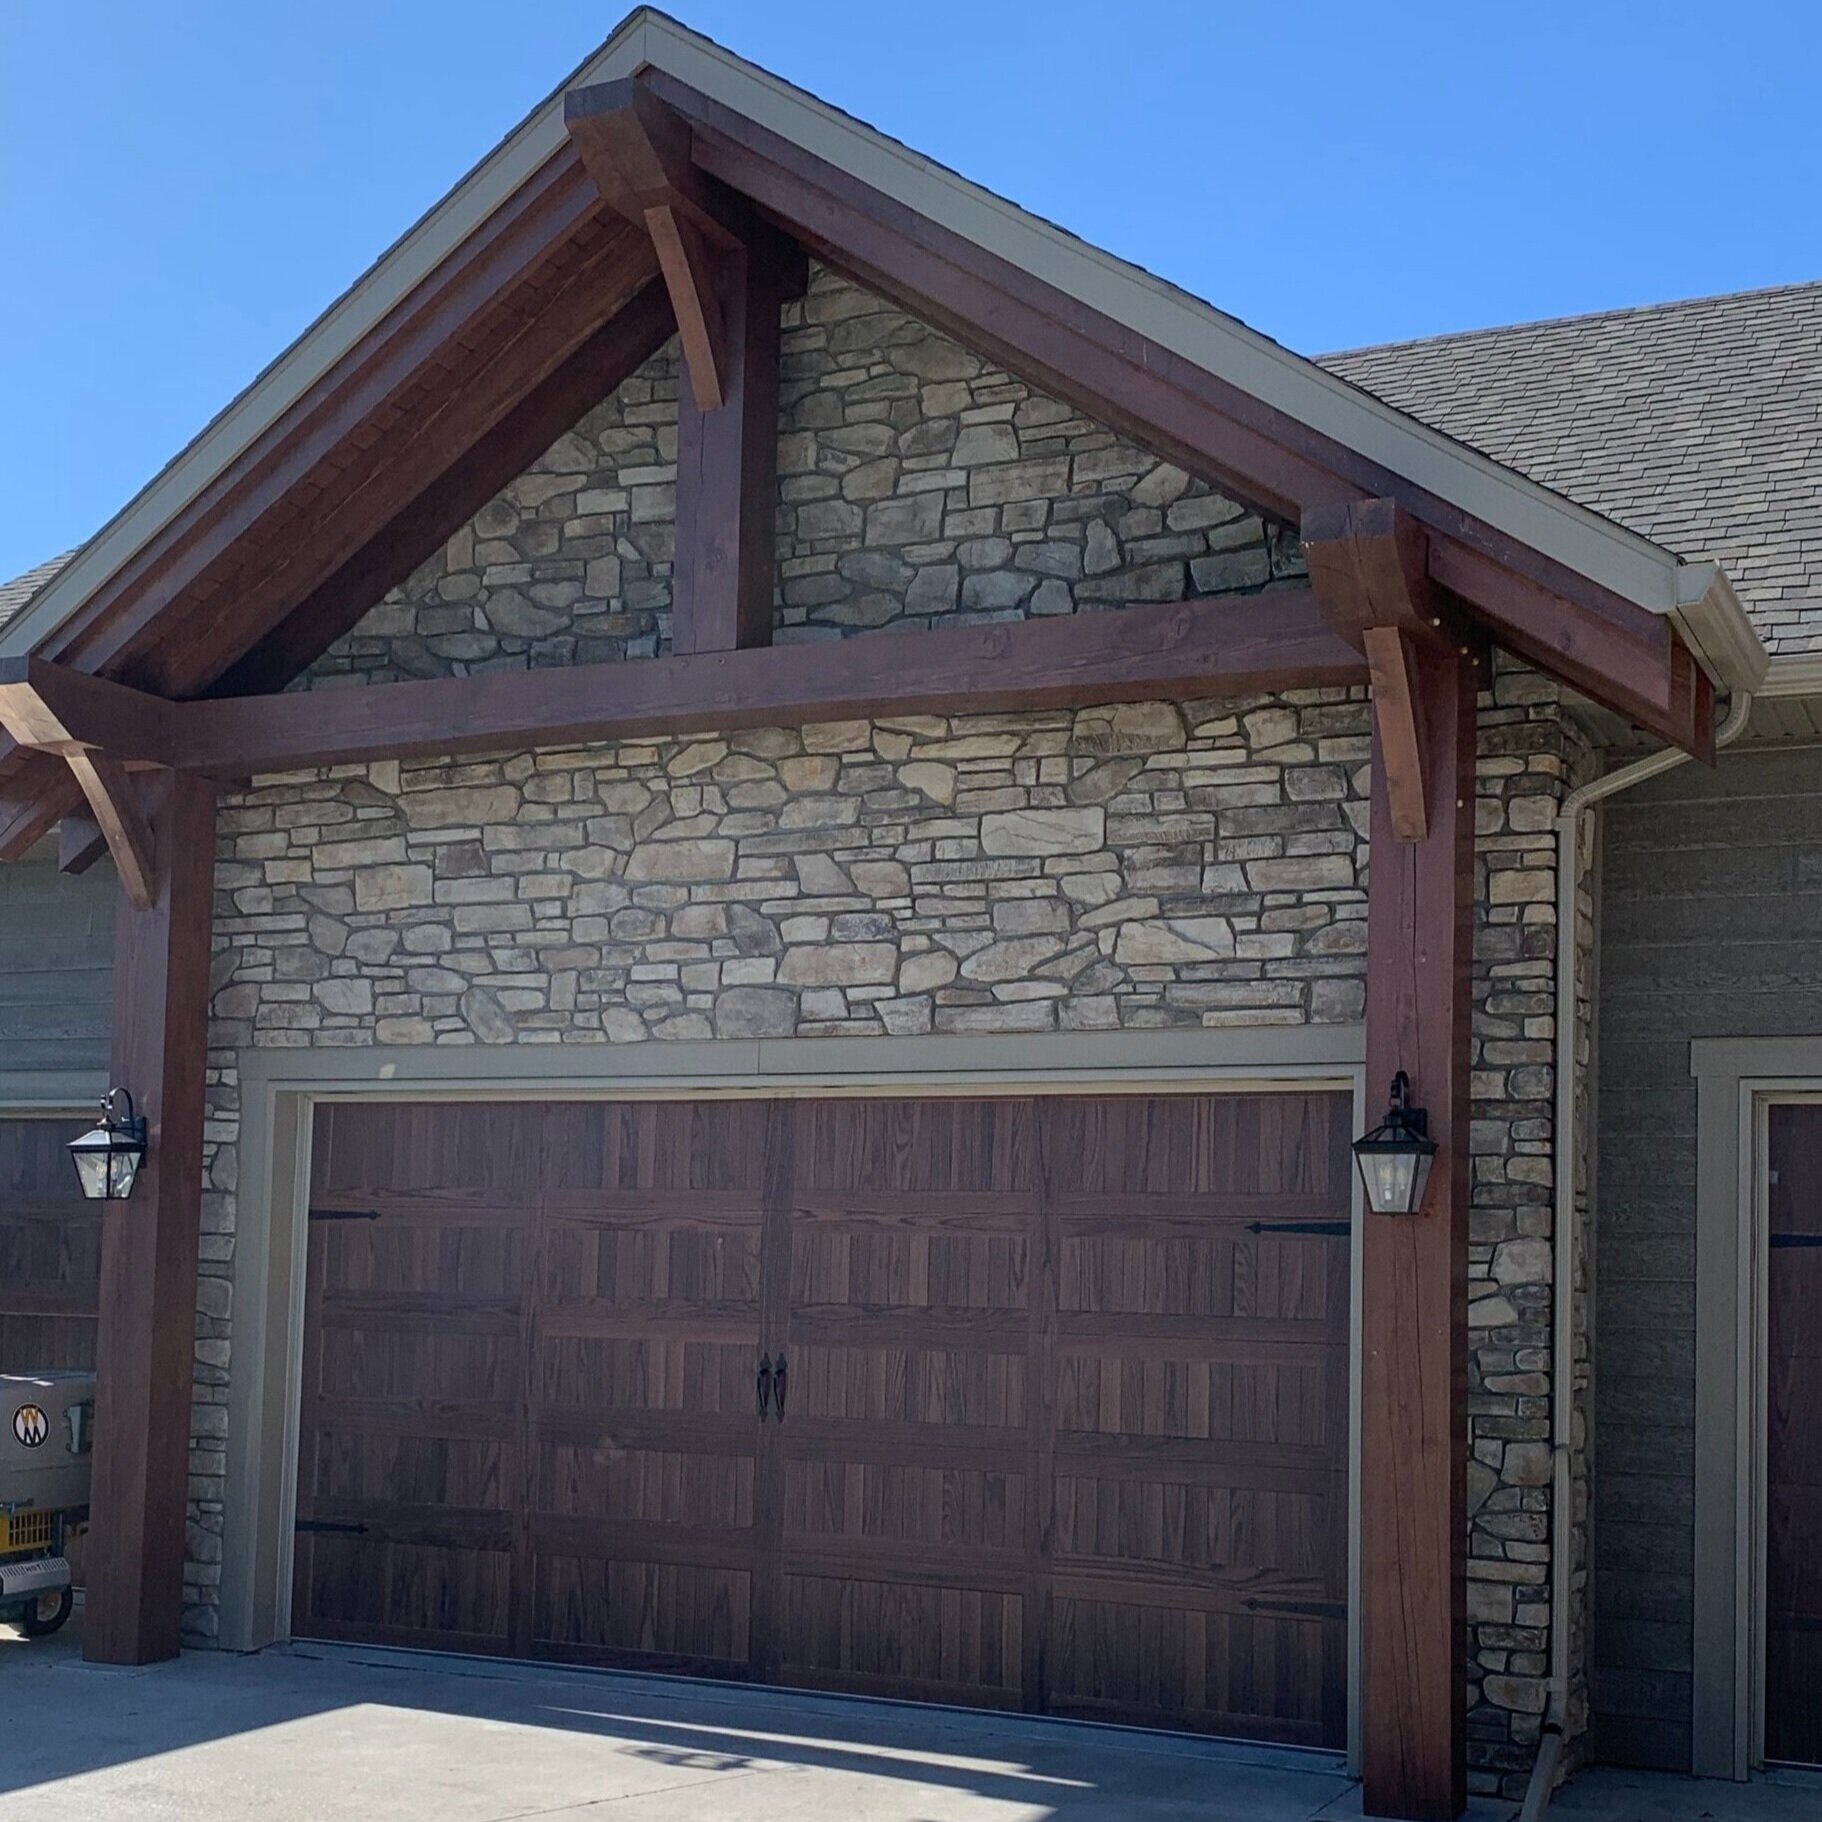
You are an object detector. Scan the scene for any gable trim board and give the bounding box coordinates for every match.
[0,10,1759,713]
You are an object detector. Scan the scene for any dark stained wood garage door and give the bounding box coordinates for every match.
[294,1091,1351,1748]
[0,1116,101,1372]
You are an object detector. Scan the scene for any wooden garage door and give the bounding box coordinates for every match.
[0,1116,101,1373]
[294,1092,1351,1748]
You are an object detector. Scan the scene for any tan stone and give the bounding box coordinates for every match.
[778,943,898,987]
[402,785,521,828]
[899,762,957,804]
[668,741,728,778]
[981,807,1104,856]
[899,951,958,994]
[966,935,1068,982]
[354,864,434,911]
[801,719,873,754]
[780,755,840,792]
[1113,917,1234,964]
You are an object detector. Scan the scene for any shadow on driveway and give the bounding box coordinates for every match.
[0,1619,1362,1821]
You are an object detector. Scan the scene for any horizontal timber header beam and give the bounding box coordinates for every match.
[1,589,1363,778]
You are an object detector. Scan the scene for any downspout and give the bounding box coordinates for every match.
[1519,686,1754,1822]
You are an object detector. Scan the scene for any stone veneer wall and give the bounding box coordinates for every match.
[184,661,1590,1801]
[306,266,1303,684]
[171,238,1590,1804]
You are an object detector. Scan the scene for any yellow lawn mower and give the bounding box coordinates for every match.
[1,1372,93,1639]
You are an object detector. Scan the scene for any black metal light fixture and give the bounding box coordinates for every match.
[1351,1071,1437,1215]
[68,1088,148,1202]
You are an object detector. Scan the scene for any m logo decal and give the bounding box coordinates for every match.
[11,1404,48,1449]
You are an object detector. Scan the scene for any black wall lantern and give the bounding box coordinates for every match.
[68,1089,148,1202]
[1352,1071,1437,1215]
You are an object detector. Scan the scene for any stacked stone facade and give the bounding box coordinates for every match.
[308,268,1303,685]
[183,276,1592,1805]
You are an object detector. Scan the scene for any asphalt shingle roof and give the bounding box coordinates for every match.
[1321,282,1822,656]
[0,551,72,631]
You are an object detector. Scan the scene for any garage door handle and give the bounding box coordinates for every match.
[756,1354,774,1419]
[772,1353,788,1422]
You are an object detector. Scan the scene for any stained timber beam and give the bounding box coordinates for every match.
[1304,499,1456,843]
[59,811,109,876]
[1360,635,1476,1820]
[0,657,178,763]
[563,77,801,653]
[3,588,1355,776]
[565,77,760,411]
[671,239,794,654]
[65,750,158,910]
[84,769,217,1666]
[210,276,678,697]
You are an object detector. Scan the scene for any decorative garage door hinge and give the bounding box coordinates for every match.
[294,1519,370,1535]
[1243,1219,1350,1237]
[307,1207,382,1222]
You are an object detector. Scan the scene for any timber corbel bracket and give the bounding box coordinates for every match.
[1303,497,1473,842]
[0,655,179,907]
[564,76,803,411]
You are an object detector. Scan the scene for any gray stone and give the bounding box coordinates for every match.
[713,986,798,1038]
[460,985,516,1045]
[625,840,736,883]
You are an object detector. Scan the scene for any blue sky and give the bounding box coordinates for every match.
[2,2,1818,582]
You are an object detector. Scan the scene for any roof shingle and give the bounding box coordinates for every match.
[0,551,74,631]
[1321,282,1822,655]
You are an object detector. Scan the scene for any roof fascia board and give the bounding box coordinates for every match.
[3,8,1721,666]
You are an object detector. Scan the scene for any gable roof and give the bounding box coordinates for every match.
[1323,283,1822,658]
[0,6,1757,707]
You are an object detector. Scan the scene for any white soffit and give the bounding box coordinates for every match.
[2,8,1758,689]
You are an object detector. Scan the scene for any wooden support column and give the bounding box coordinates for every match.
[84,768,217,1665]
[1306,496,1474,1818]
[671,241,789,654]
[1359,633,1474,1818]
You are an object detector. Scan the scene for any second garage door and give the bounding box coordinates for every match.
[293,1092,1351,1748]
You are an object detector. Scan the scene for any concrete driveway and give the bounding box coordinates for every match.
[12,1620,1813,1822]
[1,1623,1372,1822]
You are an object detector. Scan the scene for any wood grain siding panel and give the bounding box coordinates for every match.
[0,844,114,1082]
[1594,746,1822,1772]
